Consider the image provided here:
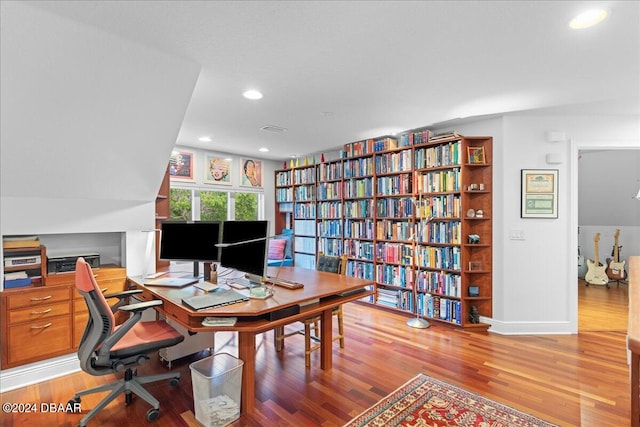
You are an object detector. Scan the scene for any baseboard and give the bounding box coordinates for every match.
[487,318,575,335]
[0,354,80,392]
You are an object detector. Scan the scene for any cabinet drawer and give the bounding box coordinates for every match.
[72,277,126,301]
[8,301,71,325]
[4,286,70,310]
[46,266,125,286]
[6,315,73,366]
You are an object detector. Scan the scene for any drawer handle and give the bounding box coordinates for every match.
[30,308,53,315]
[101,287,108,293]
[30,295,52,301]
[30,322,52,330]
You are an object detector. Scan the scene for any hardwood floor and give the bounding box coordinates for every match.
[1,283,630,427]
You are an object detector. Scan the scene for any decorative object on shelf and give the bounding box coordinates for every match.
[467,146,486,164]
[521,169,558,218]
[290,159,295,168]
[469,261,482,271]
[468,285,479,297]
[468,234,480,244]
[469,306,480,323]
[321,153,325,162]
[466,209,476,218]
[476,210,484,218]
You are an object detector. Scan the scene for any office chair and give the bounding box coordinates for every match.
[69,258,184,426]
[274,253,347,367]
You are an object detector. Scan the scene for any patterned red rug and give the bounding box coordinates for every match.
[345,374,559,427]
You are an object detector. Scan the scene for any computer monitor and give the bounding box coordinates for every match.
[219,220,269,285]
[159,221,221,277]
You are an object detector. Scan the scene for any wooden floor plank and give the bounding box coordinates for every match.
[0,282,630,426]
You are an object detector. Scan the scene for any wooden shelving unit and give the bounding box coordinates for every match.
[155,166,170,270]
[273,132,493,329]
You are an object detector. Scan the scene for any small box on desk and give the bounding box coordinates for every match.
[4,277,32,289]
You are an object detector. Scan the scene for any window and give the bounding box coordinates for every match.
[170,186,263,221]
[235,192,258,220]
[200,190,228,221]
[170,188,192,221]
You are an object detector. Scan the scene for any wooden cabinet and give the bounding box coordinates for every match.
[273,131,493,329]
[1,266,127,368]
[1,285,72,368]
[47,266,127,348]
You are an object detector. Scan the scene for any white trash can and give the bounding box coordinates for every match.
[190,352,243,427]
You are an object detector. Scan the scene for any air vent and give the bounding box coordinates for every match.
[260,125,288,133]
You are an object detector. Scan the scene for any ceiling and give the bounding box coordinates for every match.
[25,1,640,161]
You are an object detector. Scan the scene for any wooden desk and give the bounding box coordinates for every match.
[628,256,639,426]
[128,266,374,414]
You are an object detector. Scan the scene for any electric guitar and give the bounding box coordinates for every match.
[605,229,626,280]
[585,233,609,286]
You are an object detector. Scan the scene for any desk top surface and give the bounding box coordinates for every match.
[129,266,374,317]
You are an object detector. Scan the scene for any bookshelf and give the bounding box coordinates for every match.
[316,159,343,257]
[342,150,376,284]
[292,163,317,269]
[272,132,493,329]
[155,166,170,270]
[373,144,414,312]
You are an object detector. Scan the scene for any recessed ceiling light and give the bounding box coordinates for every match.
[243,89,263,100]
[198,136,212,142]
[258,147,269,153]
[569,9,608,29]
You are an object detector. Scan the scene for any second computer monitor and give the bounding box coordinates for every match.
[219,220,269,284]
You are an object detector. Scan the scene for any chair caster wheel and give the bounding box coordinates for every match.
[169,377,179,387]
[68,397,81,406]
[147,408,160,422]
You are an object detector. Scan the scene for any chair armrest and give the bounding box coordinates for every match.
[118,299,162,313]
[104,289,143,299]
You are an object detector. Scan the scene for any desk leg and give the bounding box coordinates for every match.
[632,351,639,427]
[238,331,256,414]
[320,308,333,370]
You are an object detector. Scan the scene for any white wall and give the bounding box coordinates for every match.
[0,2,200,386]
[443,114,639,334]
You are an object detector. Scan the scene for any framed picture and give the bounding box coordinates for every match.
[467,146,485,164]
[205,155,232,185]
[240,158,263,188]
[521,169,558,218]
[169,150,194,180]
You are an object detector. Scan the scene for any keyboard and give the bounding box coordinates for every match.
[181,289,249,311]
[264,276,304,289]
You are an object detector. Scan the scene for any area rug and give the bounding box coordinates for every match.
[344,373,559,427]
